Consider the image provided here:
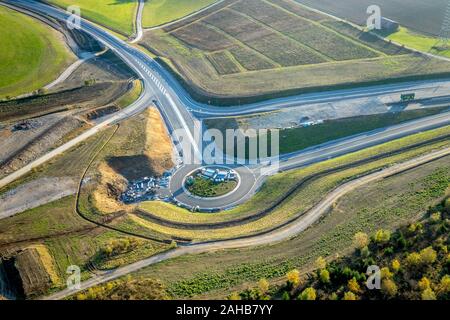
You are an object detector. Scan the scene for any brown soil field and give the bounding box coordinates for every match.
[0,117,86,178]
[296,0,448,36]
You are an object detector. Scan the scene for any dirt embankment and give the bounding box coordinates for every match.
[93,162,129,214]
[0,81,130,123]
[144,107,175,176]
[0,244,59,299]
[92,108,174,213]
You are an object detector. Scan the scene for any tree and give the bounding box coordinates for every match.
[319,269,330,284]
[228,292,241,300]
[381,279,398,297]
[381,267,393,280]
[360,246,371,258]
[353,232,369,249]
[281,291,290,300]
[430,212,441,223]
[421,288,436,300]
[405,252,422,267]
[391,259,401,273]
[315,256,327,270]
[419,247,437,264]
[343,291,357,300]
[374,229,391,244]
[258,278,270,295]
[438,275,450,294]
[418,277,431,291]
[298,287,316,301]
[76,293,87,300]
[286,269,301,287]
[347,278,361,294]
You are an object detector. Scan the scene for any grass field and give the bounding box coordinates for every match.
[0,6,75,99]
[187,177,237,198]
[386,27,450,58]
[48,0,138,36]
[128,151,450,299]
[115,80,143,109]
[143,0,219,28]
[140,0,450,102]
[205,107,449,155]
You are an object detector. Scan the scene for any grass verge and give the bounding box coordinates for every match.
[0,5,75,99]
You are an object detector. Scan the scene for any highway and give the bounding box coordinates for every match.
[44,146,450,300]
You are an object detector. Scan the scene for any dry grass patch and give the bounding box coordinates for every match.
[29,244,60,286]
[92,162,129,214]
[144,107,174,176]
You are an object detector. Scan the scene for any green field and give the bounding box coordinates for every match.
[386,27,450,58]
[48,0,138,36]
[0,5,75,99]
[206,108,448,155]
[187,176,237,198]
[142,0,218,28]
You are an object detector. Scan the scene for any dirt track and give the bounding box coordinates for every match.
[0,177,78,220]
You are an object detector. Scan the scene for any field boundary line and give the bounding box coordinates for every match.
[199,21,282,68]
[157,0,237,34]
[144,0,226,31]
[263,0,387,57]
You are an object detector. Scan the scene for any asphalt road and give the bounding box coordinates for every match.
[44,146,450,300]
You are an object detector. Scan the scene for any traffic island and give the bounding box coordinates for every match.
[184,167,239,199]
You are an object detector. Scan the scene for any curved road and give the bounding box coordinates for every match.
[44,146,450,300]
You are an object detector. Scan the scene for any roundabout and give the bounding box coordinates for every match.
[183,166,241,199]
[169,164,258,212]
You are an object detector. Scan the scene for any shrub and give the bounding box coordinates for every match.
[298,287,316,300]
[286,269,301,287]
[353,232,369,249]
[347,278,361,294]
[315,256,327,270]
[419,247,437,265]
[319,269,331,284]
[418,277,431,291]
[381,279,398,297]
[421,288,436,300]
[391,259,401,273]
[374,229,391,244]
[343,291,357,300]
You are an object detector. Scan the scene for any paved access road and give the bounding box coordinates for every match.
[44,146,450,300]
